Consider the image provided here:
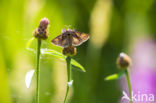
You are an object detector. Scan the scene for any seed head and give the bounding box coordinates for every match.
[117,52,131,69]
[62,46,77,56]
[33,17,49,40]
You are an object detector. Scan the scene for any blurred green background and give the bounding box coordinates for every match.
[0,0,156,103]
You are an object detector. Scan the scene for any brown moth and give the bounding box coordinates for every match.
[51,29,89,47]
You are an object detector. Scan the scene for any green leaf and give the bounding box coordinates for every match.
[25,38,86,72]
[26,37,35,49]
[71,59,86,72]
[41,49,65,59]
[41,49,86,72]
[104,72,124,81]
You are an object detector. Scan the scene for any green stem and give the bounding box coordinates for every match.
[36,39,41,103]
[125,69,133,103]
[64,56,71,103]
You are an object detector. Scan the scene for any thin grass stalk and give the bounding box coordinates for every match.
[64,56,71,103]
[125,69,132,103]
[36,39,41,103]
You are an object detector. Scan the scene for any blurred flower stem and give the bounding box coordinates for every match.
[83,0,112,102]
[64,56,71,103]
[36,39,41,103]
[125,69,132,103]
[0,47,12,103]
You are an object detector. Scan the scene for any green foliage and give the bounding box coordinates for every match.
[0,0,156,102]
[42,49,86,72]
[105,71,124,81]
[26,37,85,72]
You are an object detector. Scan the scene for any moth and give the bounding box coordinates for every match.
[51,29,89,47]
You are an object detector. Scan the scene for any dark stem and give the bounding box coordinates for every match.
[125,69,133,103]
[63,56,71,103]
[36,39,41,103]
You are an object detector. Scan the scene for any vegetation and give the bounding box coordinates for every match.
[0,0,155,103]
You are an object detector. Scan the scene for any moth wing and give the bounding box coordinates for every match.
[72,32,89,46]
[51,34,68,47]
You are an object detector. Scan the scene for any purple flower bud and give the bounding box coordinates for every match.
[39,17,49,30]
[33,17,49,40]
[62,46,77,56]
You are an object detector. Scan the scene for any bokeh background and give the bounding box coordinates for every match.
[1,0,156,103]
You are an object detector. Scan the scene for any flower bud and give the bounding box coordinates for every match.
[117,52,131,69]
[62,46,77,56]
[33,18,49,40]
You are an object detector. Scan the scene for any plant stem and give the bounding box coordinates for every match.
[125,69,133,103]
[36,39,41,103]
[64,56,71,103]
